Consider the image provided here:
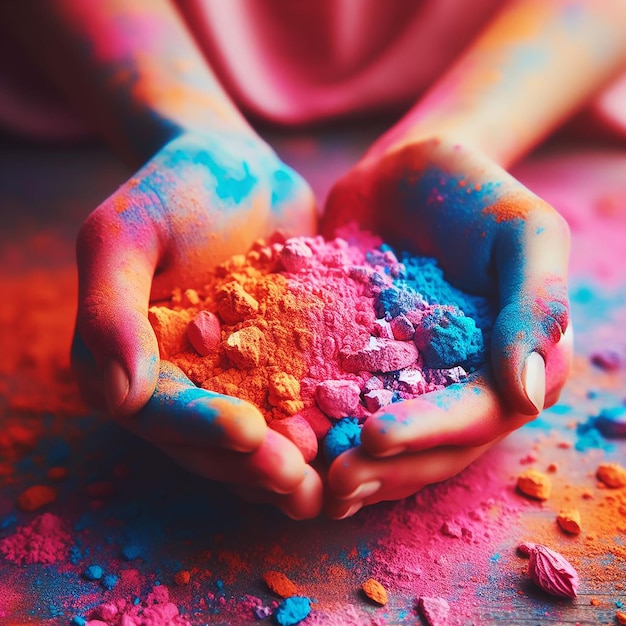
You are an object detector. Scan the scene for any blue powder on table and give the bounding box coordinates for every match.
[274,596,312,626]
[120,544,141,561]
[324,418,362,462]
[102,573,118,590]
[83,564,103,581]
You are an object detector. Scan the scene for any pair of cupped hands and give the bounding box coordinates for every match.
[72,129,572,520]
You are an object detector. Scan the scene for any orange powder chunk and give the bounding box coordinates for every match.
[268,372,302,415]
[617,610,626,625]
[223,327,265,369]
[148,306,191,358]
[216,282,259,324]
[557,509,582,535]
[361,578,388,605]
[517,469,551,500]
[17,485,57,512]
[596,463,626,489]
[174,570,191,585]
[263,571,298,598]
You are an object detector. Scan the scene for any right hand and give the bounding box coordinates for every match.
[71,130,322,518]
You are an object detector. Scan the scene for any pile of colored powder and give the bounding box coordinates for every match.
[150,229,494,460]
[0,513,71,565]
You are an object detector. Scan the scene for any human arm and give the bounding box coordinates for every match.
[3,0,321,517]
[323,0,626,517]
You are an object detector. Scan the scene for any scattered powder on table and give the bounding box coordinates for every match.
[516,469,551,501]
[556,509,582,535]
[273,596,311,626]
[418,597,451,626]
[518,542,579,599]
[361,578,388,605]
[0,513,71,565]
[596,462,626,488]
[84,585,190,626]
[263,570,299,598]
[152,229,494,462]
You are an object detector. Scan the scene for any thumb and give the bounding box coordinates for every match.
[75,203,161,417]
[490,205,571,415]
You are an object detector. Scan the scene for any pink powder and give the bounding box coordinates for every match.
[0,513,71,565]
[87,585,190,626]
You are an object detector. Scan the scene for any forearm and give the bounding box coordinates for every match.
[373,0,626,166]
[2,0,256,164]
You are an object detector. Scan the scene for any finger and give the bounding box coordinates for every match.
[326,440,498,519]
[358,372,527,458]
[165,428,307,496]
[491,196,571,415]
[268,162,318,238]
[231,467,323,520]
[76,193,163,416]
[129,362,266,453]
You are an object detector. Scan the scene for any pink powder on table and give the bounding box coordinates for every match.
[87,585,190,626]
[0,513,71,565]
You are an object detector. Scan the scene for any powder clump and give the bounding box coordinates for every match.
[517,469,551,500]
[153,231,494,464]
[274,596,311,626]
[361,578,388,605]
[518,542,579,599]
[596,462,626,488]
[0,513,71,565]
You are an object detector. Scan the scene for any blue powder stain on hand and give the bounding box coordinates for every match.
[323,418,362,463]
[274,596,311,626]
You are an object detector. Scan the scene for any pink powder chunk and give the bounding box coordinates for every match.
[363,389,394,413]
[390,314,415,340]
[187,310,221,356]
[279,238,314,273]
[315,380,361,419]
[270,415,318,463]
[372,319,393,339]
[419,597,451,626]
[297,407,333,439]
[0,513,71,565]
[396,369,425,394]
[341,338,419,373]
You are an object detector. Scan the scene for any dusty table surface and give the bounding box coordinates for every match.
[0,129,625,625]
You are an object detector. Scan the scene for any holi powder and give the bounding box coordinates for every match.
[149,227,494,464]
[1,146,626,624]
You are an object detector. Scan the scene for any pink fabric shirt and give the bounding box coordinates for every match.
[1,0,625,139]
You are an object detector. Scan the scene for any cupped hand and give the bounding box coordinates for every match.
[322,136,572,518]
[71,130,322,518]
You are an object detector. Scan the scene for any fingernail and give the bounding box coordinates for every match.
[375,445,406,458]
[335,503,363,520]
[522,352,545,414]
[103,360,130,414]
[340,480,381,501]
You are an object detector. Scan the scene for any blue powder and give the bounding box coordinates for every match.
[102,574,118,591]
[83,565,103,581]
[594,406,626,438]
[413,306,484,369]
[70,617,86,626]
[324,418,361,463]
[121,544,141,561]
[274,596,311,626]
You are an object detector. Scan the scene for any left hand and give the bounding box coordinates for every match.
[321,136,573,518]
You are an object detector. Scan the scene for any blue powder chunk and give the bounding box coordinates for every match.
[413,306,484,368]
[274,596,311,626]
[102,573,118,590]
[83,564,103,581]
[121,544,141,560]
[70,617,86,626]
[594,406,626,438]
[324,418,361,463]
